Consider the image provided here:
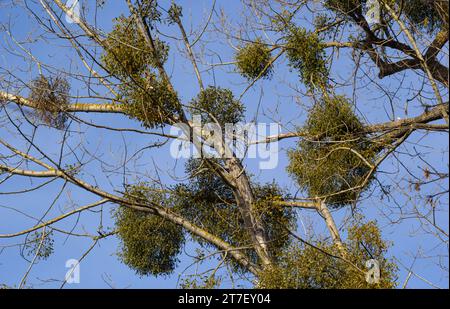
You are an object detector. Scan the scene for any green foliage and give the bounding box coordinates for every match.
[167,3,183,24]
[173,159,246,253]
[257,220,397,289]
[180,275,221,289]
[138,0,162,23]
[24,230,54,260]
[173,159,295,270]
[401,0,446,32]
[102,16,168,78]
[102,16,180,128]
[29,75,70,129]
[115,183,185,277]
[235,39,273,80]
[287,95,378,207]
[190,86,245,125]
[253,183,295,259]
[324,0,447,32]
[119,74,180,128]
[285,27,328,90]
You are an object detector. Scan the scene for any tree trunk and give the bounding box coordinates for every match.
[226,157,272,267]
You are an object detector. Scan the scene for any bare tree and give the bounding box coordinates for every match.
[0,0,447,288]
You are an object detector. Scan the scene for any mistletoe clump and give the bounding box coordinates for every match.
[29,75,70,129]
[102,16,179,128]
[167,3,183,24]
[287,95,378,207]
[102,16,168,78]
[252,182,296,259]
[235,39,273,80]
[119,74,180,128]
[173,159,295,270]
[180,275,221,289]
[401,0,447,32]
[324,0,448,32]
[115,183,185,277]
[23,230,54,261]
[190,86,245,125]
[257,220,397,289]
[285,27,328,90]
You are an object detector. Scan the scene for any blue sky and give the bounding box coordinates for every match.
[0,0,448,288]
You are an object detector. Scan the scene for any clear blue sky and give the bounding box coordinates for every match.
[0,0,448,288]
